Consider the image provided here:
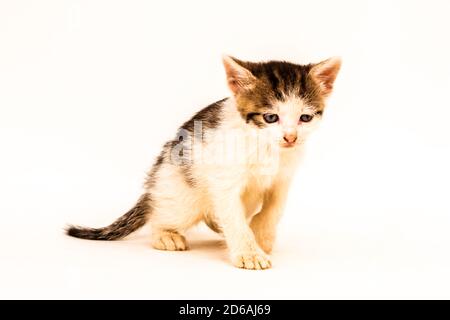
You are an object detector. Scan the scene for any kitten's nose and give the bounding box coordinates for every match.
[283,133,297,144]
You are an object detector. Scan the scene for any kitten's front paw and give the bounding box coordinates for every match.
[232,251,272,270]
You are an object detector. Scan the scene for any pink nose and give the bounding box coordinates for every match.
[283,133,297,144]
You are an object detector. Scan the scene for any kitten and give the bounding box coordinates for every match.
[67,55,341,270]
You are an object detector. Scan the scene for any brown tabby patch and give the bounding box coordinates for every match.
[231,58,325,127]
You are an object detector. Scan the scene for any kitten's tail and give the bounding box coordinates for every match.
[66,193,151,241]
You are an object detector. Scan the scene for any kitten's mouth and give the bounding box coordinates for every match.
[280,142,297,149]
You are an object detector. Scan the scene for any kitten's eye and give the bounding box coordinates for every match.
[299,114,313,122]
[263,113,279,123]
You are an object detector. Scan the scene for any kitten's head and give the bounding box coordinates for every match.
[223,55,341,148]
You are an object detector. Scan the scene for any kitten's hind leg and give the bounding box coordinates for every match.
[147,163,202,251]
[151,230,188,251]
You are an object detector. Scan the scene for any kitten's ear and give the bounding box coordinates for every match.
[222,55,257,95]
[310,57,342,97]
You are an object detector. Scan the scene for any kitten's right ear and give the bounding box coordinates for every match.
[222,55,256,95]
[310,57,342,98]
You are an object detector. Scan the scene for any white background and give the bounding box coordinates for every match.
[1,0,450,299]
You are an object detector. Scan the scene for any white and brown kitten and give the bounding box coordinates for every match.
[67,55,341,270]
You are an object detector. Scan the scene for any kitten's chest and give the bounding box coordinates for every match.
[244,163,280,197]
[241,171,274,218]
[246,165,277,190]
[244,149,300,204]
[241,153,299,218]
[246,147,301,187]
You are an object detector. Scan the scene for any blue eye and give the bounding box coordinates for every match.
[299,114,313,122]
[263,113,279,123]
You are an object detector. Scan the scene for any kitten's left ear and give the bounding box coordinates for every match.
[310,57,342,97]
[222,55,257,95]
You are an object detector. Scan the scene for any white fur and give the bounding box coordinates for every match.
[147,98,315,270]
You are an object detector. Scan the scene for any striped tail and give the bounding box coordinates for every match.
[66,193,150,241]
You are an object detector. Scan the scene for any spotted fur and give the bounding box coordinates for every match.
[66,55,341,270]
[226,57,327,129]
